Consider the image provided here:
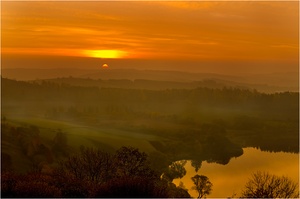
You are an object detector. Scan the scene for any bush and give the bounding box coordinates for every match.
[94,176,158,197]
[13,181,61,198]
[93,176,189,198]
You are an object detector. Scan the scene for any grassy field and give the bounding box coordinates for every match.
[2,116,166,173]
[9,116,159,153]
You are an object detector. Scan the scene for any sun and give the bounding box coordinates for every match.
[102,63,109,68]
[82,50,127,58]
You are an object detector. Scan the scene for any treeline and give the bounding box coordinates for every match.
[30,75,298,93]
[32,77,251,91]
[1,121,69,173]
[148,123,244,165]
[2,146,190,198]
[2,77,298,118]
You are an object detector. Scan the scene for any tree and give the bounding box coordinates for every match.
[241,171,299,198]
[162,160,187,182]
[191,159,202,172]
[52,129,68,156]
[114,146,155,178]
[62,146,114,183]
[191,174,213,198]
[61,146,156,183]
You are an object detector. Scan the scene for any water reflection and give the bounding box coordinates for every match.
[173,147,299,198]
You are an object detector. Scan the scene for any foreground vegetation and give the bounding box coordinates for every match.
[240,171,299,198]
[2,146,190,198]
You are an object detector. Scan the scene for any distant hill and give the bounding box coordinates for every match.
[1,68,298,93]
[1,67,242,81]
[1,68,97,81]
[31,77,242,90]
[29,77,295,93]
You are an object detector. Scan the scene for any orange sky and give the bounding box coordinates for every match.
[1,1,299,73]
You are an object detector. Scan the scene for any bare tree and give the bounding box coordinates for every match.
[62,146,114,183]
[241,171,299,198]
[191,174,213,198]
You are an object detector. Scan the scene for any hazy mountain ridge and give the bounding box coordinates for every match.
[29,77,295,93]
[1,68,298,93]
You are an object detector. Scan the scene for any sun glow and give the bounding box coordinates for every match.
[82,50,127,58]
[102,63,109,68]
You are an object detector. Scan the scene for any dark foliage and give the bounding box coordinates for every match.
[162,160,187,182]
[115,146,157,179]
[1,146,190,198]
[1,172,61,198]
[94,176,166,198]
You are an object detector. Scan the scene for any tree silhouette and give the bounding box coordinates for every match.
[162,160,187,182]
[191,174,213,198]
[114,146,155,178]
[241,171,299,198]
[62,146,114,183]
[191,159,202,172]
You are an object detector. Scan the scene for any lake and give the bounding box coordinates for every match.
[173,147,299,198]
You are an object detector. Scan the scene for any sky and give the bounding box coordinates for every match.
[1,1,299,74]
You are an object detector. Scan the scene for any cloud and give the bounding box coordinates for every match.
[1,1,298,65]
